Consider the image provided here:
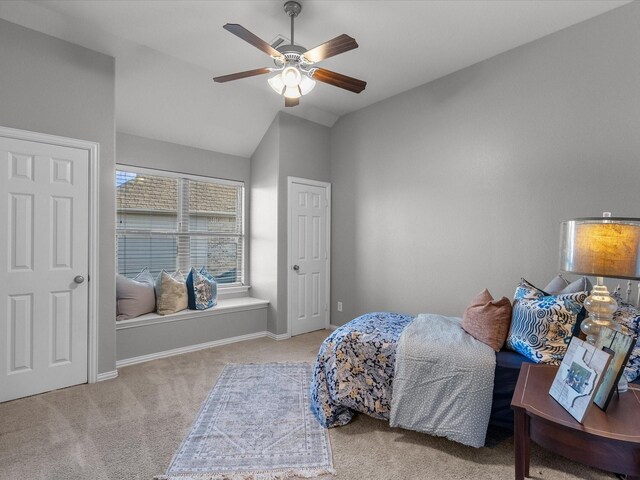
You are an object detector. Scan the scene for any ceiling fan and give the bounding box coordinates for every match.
[213,0,366,107]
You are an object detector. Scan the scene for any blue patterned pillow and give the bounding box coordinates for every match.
[517,277,590,339]
[186,267,217,310]
[507,279,588,364]
[513,278,546,301]
[611,297,640,382]
[199,266,218,307]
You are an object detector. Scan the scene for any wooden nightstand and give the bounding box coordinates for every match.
[511,364,640,480]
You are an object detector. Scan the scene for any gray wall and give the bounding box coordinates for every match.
[250,118,280,333]
[116,307,267,362]
[117,132,250,185]
[250,112,331,335]
[0,19,117,374]
[330,2,640,326]
[277,113,331,335]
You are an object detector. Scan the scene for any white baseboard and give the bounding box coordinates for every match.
[96,370,118,382]
[267,326,335,340]
[116,331,269,368]
[266,331,291,341]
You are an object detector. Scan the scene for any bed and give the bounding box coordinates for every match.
[310,311,497,448]
[311,283,640,446]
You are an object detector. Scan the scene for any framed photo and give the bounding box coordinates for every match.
[549,337,612,423]
[593,326,637,410]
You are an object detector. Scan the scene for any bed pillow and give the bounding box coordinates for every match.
[116,268,156,321]
[461,289,512,352]
[543,275,570,294]
[186,267,217,310]
[541,275,593,296]
[557,276,592,295]
[513,278,546,301]
[544,275,592,337]
[155,270,188,315]
[515,275,593,337]
[507,278,588,364]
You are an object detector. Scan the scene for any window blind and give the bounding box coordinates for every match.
[116,168,244,284]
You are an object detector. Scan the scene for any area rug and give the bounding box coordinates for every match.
[156,363,335,480]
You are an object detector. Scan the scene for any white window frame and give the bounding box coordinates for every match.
[115,164,245,287]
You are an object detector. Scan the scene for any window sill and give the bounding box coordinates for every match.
[115,296,269,330]
[218,284,251,298]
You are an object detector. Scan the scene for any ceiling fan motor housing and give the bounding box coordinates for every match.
[275,45,307,68]
[283,1,302,18]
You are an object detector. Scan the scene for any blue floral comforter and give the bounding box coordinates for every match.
[310,312,414,427]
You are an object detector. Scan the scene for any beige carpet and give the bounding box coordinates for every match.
[0,330,614,480]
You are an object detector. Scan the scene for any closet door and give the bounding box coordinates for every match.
[288,177,330,336]
[0,136,89,402]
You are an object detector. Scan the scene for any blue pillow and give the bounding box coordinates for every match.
[517,277,590,338]
[544,276,592,337]
[199,266,218,307]
[513,278,546,301]
[186,267,217,310]
[507,278,587,365]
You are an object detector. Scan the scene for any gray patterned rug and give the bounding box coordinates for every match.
[156,363,334,480]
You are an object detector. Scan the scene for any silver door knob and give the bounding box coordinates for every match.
[74,275,85,284]
[293,265,300,271]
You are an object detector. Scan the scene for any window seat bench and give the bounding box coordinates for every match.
[116,295,269,367]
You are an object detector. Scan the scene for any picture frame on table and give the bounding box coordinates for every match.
[549,336,612,423]
[593,326,637,411]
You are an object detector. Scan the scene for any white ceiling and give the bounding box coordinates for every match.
[0,0,631,157]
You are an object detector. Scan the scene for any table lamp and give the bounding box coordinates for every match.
[559,216,640,344]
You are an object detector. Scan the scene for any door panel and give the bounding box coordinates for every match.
[0,137,89,402]
[50,291,72,364]
[9,193,34,270]
[289,180,329,336]
[8,294,33,372]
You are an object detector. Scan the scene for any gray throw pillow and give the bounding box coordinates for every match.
[543,275,570,294]
[116,268,156,321]
[558,276,592,294]
[545,275,592,295]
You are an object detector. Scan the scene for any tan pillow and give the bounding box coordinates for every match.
[462,289,512,352]
[155,270,188,315]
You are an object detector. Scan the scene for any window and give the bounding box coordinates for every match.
[116,166,244,285]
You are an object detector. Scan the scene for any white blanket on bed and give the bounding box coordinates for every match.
[389,314,496,448]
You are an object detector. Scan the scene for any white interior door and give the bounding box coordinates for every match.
[288,178,330,336]
[0,136,89,402]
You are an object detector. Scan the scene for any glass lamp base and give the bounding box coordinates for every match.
[581,281,618,345]
[581,280,628,393]
[580,317,616,345]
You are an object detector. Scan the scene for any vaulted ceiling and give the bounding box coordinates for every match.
[0,1,630,157]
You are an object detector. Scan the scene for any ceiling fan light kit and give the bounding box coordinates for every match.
[213,0,366,107]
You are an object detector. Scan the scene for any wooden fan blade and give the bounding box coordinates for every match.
[213,67,271,83]
[285,97,300,107]
[302,34,358,63]
[223,24,283,58]
[311,68,366,93]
